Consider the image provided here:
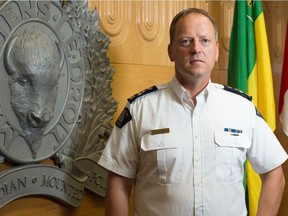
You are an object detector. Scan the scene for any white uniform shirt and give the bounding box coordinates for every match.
[98,77,288,216]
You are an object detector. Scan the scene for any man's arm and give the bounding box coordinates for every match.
[257,166,286,216]
[105,171,134,216]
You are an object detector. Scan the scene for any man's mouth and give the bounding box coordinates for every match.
[190,59,204,63]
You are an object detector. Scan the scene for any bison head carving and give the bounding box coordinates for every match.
[3,26,63,159]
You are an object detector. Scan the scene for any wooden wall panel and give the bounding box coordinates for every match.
[91,1,211,66]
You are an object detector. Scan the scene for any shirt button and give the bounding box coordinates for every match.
[195,209,200,214]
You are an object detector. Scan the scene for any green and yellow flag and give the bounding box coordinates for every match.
[228,0,276,215]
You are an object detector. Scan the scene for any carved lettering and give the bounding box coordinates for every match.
[57,21,73,41]
[37,1,51,21]
[41,175,83,201]
[87,171,107,190]
[63,103,78,125]
[69,81,83,102]
[0,15,11,42]
[0,177,27,199]
[0,126,19,149]
[49,63,83,144]
[66,36,82,64]
[2,2,22,30]
[71,66,83,83]
[18,0,38,19]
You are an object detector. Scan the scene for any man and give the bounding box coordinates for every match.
[98,8,287,216]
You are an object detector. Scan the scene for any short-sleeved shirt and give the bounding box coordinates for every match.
[98,77,288,216]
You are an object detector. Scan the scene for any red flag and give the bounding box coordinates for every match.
[279,21,288,136]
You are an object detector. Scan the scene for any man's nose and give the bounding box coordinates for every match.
[190,41,201,54]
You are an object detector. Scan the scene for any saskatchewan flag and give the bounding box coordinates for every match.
[228,1,276,215]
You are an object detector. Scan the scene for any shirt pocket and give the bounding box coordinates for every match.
[141,132,183,184]
[214,131,251,182]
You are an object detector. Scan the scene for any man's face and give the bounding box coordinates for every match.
[168,12,219,84]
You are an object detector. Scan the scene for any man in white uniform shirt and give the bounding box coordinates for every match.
[98,8,287,216]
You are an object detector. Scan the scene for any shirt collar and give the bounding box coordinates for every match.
[170,76,211,106]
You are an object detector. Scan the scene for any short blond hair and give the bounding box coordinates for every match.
[169,8,218,44]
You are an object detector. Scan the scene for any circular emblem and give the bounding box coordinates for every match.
[0,1,84,163]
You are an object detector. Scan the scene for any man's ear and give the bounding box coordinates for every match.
[215,42,219,62]
[168,44,175,62]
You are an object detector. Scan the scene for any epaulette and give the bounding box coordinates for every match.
[223,85,252,101]
[127,86,158,104]
[116,86,158,128]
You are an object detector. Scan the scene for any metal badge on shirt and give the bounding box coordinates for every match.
[224,127,243,136]
[116,107,132,128]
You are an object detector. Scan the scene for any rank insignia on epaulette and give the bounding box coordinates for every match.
[116,107,132,128]
[224,85,252,101]
[128,86,158,104]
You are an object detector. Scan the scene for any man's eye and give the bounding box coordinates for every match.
[202,38,210,44]
[180,39,191,46]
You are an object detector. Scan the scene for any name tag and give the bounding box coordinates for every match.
[151,128,170,135]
